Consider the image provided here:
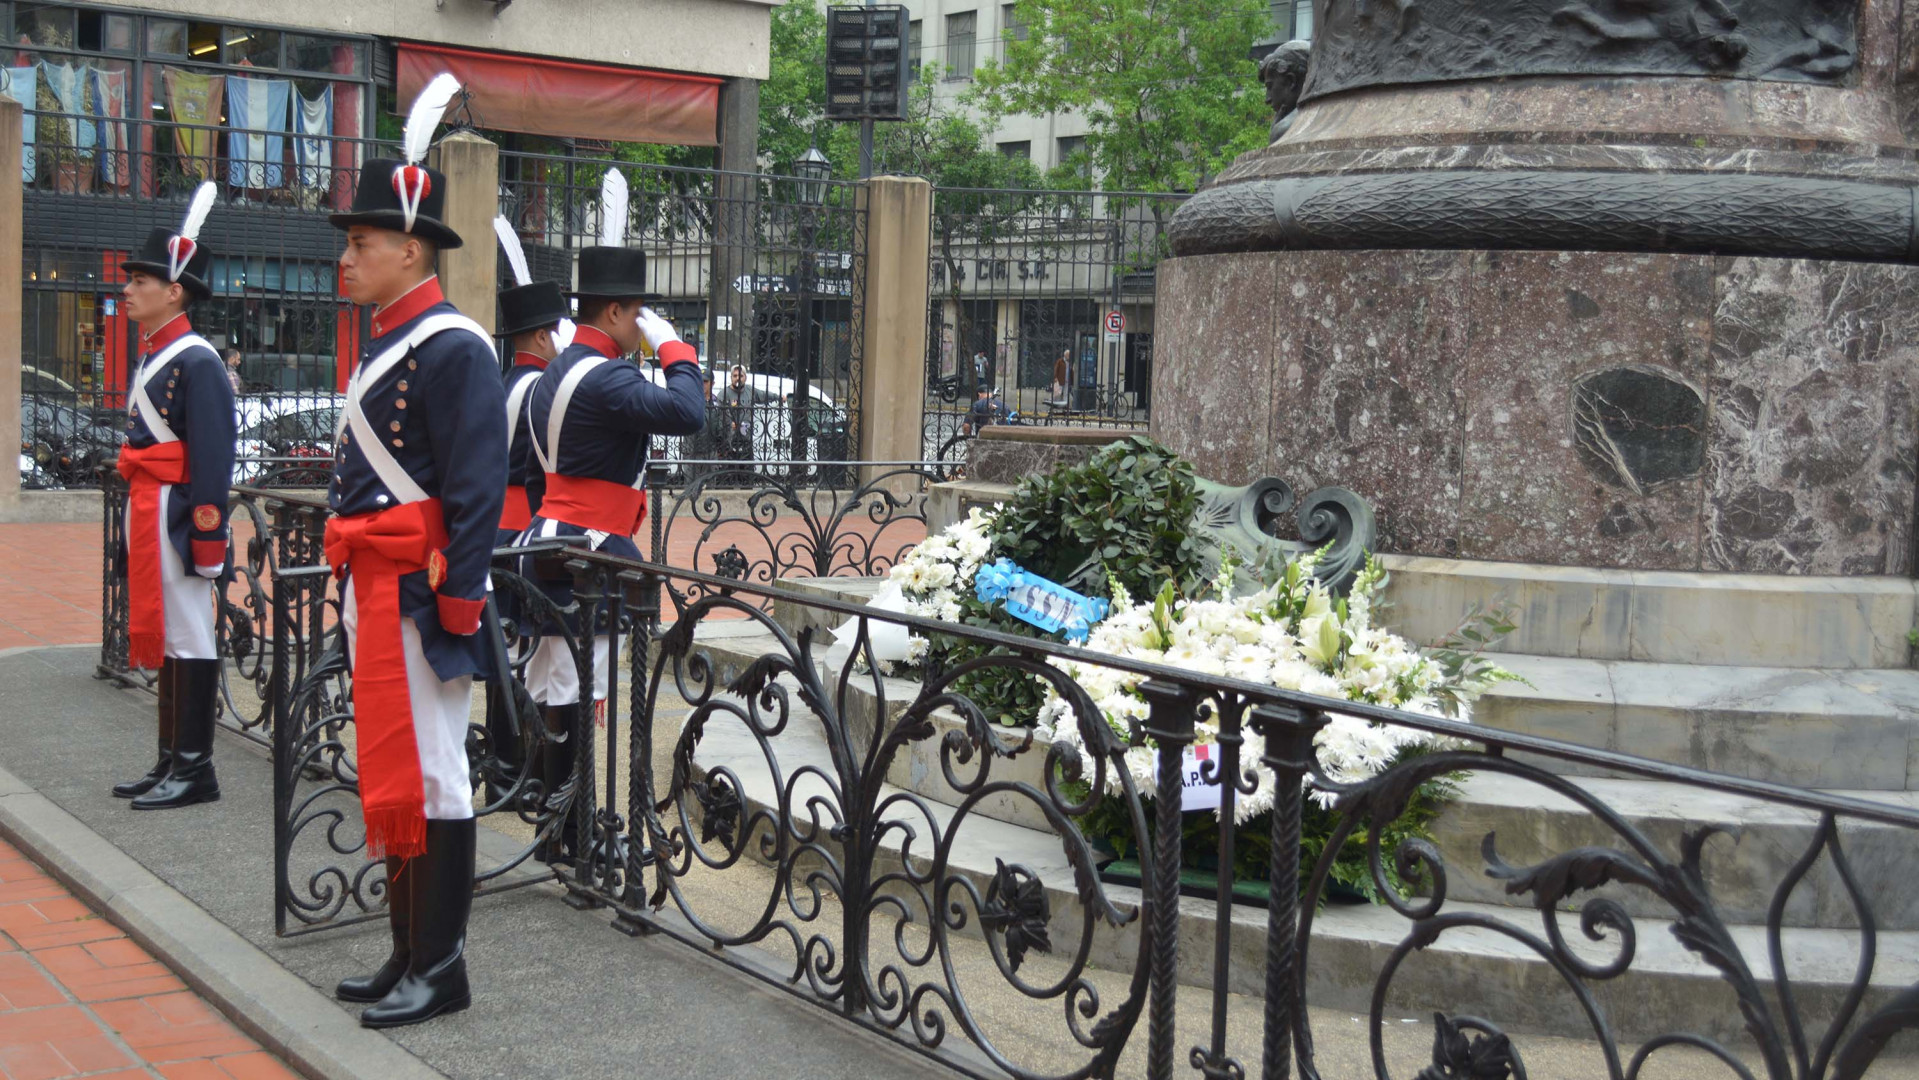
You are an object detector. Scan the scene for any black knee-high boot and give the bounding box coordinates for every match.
[131,658,221,810]
[536,704,580,865]
[113,659,177,798]
[335,857,412,1003]
[360,819,474,1028]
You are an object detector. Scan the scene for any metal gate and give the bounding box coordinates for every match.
[922,186,1184,471]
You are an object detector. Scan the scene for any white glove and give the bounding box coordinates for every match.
[635,307,680,354]
[194,562,224,580]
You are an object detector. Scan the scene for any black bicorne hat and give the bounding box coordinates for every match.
[329,158,465,249]
[569,246,662,301]
[498,280,569,337]
[122,226,214,301]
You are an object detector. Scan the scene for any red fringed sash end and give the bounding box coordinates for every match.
[128,632,165,671]
[363,805,428,861]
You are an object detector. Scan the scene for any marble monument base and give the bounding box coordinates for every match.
[1151,248,1919,575]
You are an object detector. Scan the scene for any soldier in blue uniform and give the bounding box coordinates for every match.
[112,184,237,812]
[482,271,568,804]
[320,84,507,1026]
[519,243,704,864]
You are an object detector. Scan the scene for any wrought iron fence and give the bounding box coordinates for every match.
[21,109,384,489]
[922,186,1184,467]
[153,480,1919,1079]
[643,458,946,603]
[497,149,868,464]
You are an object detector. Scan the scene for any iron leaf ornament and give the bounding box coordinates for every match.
[981,859,1052,973]
[1418,1014,1518,1080]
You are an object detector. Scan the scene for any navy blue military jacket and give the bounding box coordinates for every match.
[504,355,548,513]
[123,314,236,571]
[525,325,705,490]
[326,278,507,681]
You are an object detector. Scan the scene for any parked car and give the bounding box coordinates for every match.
[643,366,849,472]
[20,397,121,487]
[233,393,343,487]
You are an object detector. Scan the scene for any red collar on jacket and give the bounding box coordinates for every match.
[570,324,621,359]
[511,351,551,371]
[370,276,444,337]
[140,313,192,355]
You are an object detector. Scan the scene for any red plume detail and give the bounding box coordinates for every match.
[391,166,432,232]
[165,236,196,282]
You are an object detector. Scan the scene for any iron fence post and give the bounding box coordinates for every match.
[1140,678,1198,1080]
[614,568,660,935]
[1249,703,1327,1080]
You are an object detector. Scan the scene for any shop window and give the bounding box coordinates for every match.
[286,34,362,76]
[184,22,220,60]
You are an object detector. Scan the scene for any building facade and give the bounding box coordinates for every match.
[12,0,772,421]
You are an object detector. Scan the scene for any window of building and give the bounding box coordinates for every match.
[145,18,186,56]
[907,19,921,84]
[1056,135,1087,175]
[222,26,281,68]
[1002,3,1027,42]
[945,11,975,80]
[1272,0,1314,41]
[998,140,1029,160]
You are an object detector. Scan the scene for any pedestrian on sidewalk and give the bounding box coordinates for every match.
[322,75,504,1030]
[222,347,244,393]
[112,181,236,813]
[515,167,705,868]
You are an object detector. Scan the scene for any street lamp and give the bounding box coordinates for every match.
[788,144,831,468]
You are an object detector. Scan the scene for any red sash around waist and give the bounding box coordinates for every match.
[498,485,532,532]
[539,473,646,536]
[117,443,191,670]
[322,498,450,860]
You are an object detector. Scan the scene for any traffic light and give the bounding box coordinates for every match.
[825,5,908,121]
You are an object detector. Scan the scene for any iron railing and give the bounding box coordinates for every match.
[96,483,1919,1079]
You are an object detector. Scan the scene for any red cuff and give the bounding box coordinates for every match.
[437,594,484,635]
[191,539,227,568]
[658,340,698,369]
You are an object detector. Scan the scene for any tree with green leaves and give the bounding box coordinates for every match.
[969,0,1273,194]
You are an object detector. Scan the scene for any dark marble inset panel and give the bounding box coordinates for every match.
[1265,249,1471,556]
[1459,251,1713,569]
[1705,257,1919,575]
[1151,254,1280,485]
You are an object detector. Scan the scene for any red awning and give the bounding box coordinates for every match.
[397,43,719,147]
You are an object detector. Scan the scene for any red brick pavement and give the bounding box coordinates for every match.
[0,836,304,1080]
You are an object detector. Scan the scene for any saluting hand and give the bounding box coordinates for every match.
[636,307,681,354]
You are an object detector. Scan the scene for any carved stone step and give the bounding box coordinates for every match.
[1477,653,1919,790]
[1433,773,1919,930]
[1382,555,1916,670]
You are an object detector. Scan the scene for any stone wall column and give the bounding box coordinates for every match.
[857,176,932,477]
[429,131,499,333]
[710,77,761,369]
[0,100,22,504]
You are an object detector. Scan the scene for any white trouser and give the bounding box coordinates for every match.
[525,632,610,708]
[126,485,217,660]
[342,581,476,821]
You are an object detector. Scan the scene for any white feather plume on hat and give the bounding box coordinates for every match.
[493,215,531,288]
[404,73,461,167]
[598,168,628,249]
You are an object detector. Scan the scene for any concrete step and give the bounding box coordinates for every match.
[1477,653,1919,790]
[771,576,882,642]
[1432,773,1919,930]
[688,622,1055,832]
[1381,554,1916,670]
[684,687,1919,1046]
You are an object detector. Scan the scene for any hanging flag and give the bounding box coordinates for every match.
[2,66,34,182]
[227,75,289,189]
[293,83,331,189]
[161,67,224,181]
[41,61,94,158]
[90,66,129,189]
